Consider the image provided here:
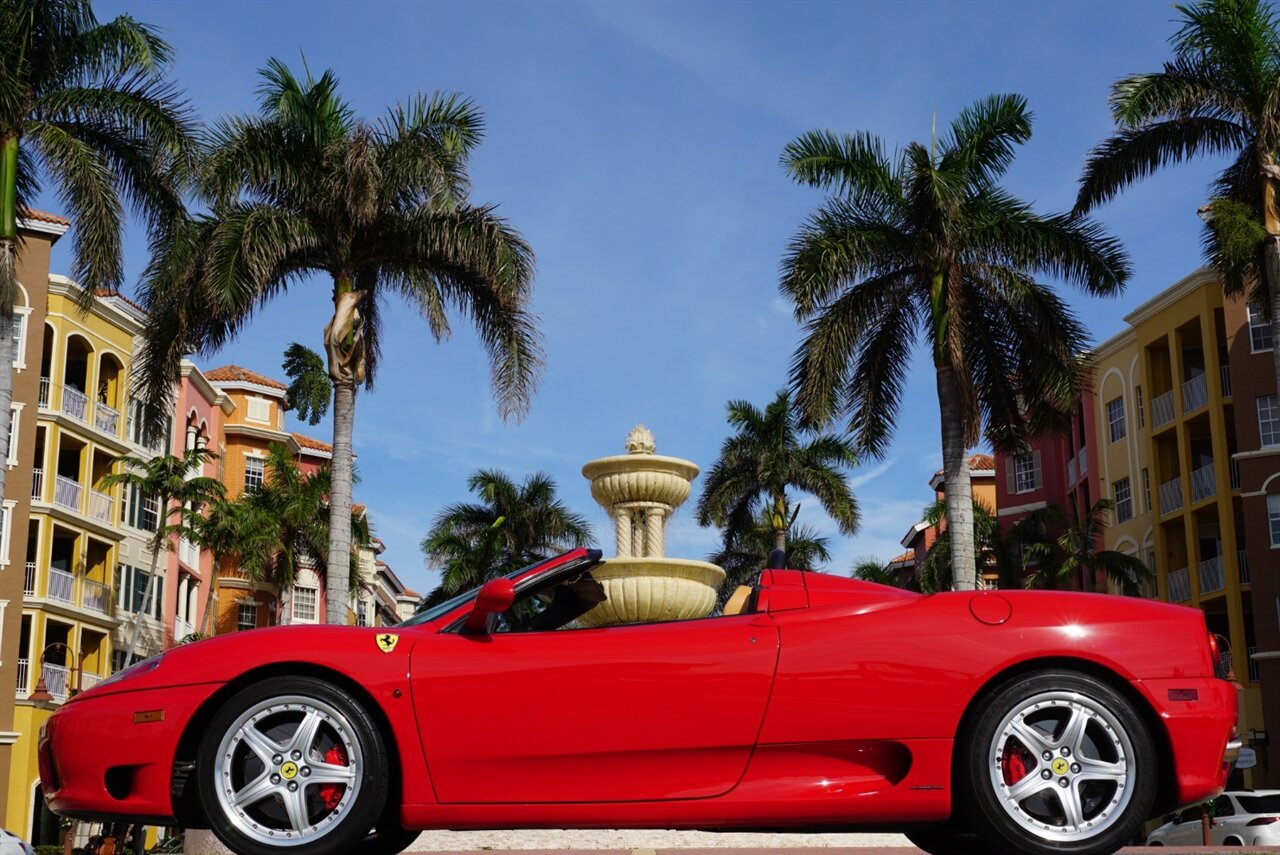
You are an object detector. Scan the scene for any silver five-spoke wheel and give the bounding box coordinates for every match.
[215,695,363,847]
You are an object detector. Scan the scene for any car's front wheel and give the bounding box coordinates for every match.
[964,669,1156,855]
[197,675,390,854]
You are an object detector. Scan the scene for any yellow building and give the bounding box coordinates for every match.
[1091,268,1261,782]
[7,276,166,840]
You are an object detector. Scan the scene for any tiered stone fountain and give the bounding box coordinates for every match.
[578,426,726,627]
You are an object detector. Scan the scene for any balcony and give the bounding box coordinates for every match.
[179,536,200,568]
[37,376,49,408]
[42,662,69,702]
[1152,390,1176,428]
[15,658,28,699]
[1222,364,1232,398]
[82,578,111,615]
[1159,477,1184,515]
[48,567,74,603]
[1240,549,1250,585]
[1168,567,1191,602]
[80,672,103,691]
[30,468,42,501]
[94,401,119,435]
[1190,463,1216,503]
[61,385,87,422]
[22,561,34,596]
[1182,373,1208,414]
[88,489,113,523]
[1198,555,1225,595]
[53,475,81,511]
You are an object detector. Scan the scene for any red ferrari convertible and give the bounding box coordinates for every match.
[40,548,1237,855]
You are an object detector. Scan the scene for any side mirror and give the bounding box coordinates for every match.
[463,578,516,634]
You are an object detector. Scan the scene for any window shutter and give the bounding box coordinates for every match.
[1006,460,1016,494]
[1032,450,1043,490]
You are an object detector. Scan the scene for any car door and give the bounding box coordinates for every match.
[410,612,779,803]
[1212,793,1238,843]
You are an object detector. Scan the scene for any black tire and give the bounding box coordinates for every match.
[905,822,989,855]
[197,675,390,855]
[963,669,1157,855]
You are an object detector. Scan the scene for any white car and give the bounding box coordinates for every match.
[0,829,33,855]
[1146,790,1280,846]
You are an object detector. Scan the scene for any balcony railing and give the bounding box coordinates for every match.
[23,561,35,596]
[80,672,103,691]
[1159,477,1184,515]
[1152,390,1177,428]
[61,385,87,421]
[1191,463,1216,503]
[53,475,81,511]
[1168,567,1191,602]
[1249,646,1260,683]
[37,376,49,408]
[1231,458,1242,490]
[1240,549,1251,585]
[1199,555,1225,595]
[1222,364,1232,398]
[82,578,110,615]
[1182,373,1208,414]
[48,567,74,603]
[88,489,113,523]
[179,536,199,568]
[30,467,42,501]
[42,662,69,702]
[94,401,119,435]
[15,658,29,698]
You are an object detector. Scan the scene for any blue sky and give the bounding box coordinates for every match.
[40,0,1223,596]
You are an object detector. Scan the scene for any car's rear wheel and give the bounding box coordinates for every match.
[197,676,389,854]
[964,669,1156,855]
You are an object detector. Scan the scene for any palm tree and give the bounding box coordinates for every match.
[917,499,1018,593]
[696,391,859,555]
[852,557,911,588]
[421,469,591,600]
[238,443,370,624]
[282,342,331,426]
[0,0,194,502]
[1011,498,1153,594]
[99,447,224,664]
[192,496,275,636]
[781,94,1130,590]
[136,59,540,624]
[709,503,832,598]
[1075,0,1280,389]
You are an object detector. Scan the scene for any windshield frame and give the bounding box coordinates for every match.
[398,549,602,628]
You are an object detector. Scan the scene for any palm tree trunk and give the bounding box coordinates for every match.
[124,539,164,666]
[201,561,219,635]
[326,379,355,624]
[936,364,977,591]
[772,493,787,554]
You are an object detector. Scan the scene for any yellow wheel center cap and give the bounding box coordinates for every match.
[280,761,299,780]
[1051,757,1069,776]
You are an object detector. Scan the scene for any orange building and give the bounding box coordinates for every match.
[899,453,998,585]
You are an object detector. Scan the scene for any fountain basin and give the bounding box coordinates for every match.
[581,455,699,509]
[578,558,726,627]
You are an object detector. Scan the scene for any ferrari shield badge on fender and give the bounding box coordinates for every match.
[376,633,399,654]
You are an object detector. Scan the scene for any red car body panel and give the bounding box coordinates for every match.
[41,548,1237,832]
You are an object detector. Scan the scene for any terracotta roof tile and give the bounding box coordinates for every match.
[888,550,916,565]
[206,365,287,391]
[402,587,420,598]
[968,453,996,471]
[19,207,70,226]
[291,432,332,453]
[94,288,145,313]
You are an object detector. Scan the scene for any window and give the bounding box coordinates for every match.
[1135,386,1145,428]
[1113,478,1133,523]
[127,399,170,452]
[1014,456,1037,493]
[293,587,318,622]
[123,484,159,532]
[1250,305,1274,352]
[1260,395,1280,447]
[247,396,271,424]
[5,404,18,466]
[0,501,11,566]
[10,311,27,369]
[1142,467,1152,512]
[1107,397,1126,443]
[115,565,163,618]
[244,457,265,491]
[1270,494,1280,548]
[237,602,258,632]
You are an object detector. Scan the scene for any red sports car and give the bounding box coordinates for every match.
[40,548,1237,855]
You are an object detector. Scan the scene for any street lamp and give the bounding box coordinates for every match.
[27,641,85,704]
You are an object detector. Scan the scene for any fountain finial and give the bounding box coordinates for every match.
[625,424,656,455]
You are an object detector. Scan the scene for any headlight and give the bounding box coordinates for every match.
[95,653,164,689]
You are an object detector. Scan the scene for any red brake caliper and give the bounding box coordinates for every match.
[1002,740,1033,788]
[318,743,348,810]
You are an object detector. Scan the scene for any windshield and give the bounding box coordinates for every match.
[1238,795,1280,814]
[398,557,552,627]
